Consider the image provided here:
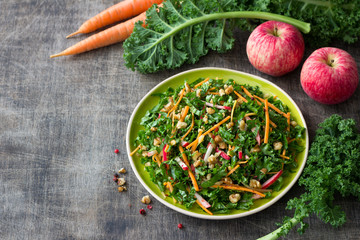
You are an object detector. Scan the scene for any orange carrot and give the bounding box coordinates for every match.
[234,90,248,103]
[196,200,213,215]
[181,113,194,140]
[130,144,142,156]
[180,106,190,122]
[51,12,147,58]
[264,99,270,144]
[194,78,210,88]
[167,88,185,117]
[179,145,199,191]
[211,184,266,197]
[67,0,163,38]
[226,164,240,177]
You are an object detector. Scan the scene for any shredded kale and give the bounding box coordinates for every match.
[258,114,360,240]
[131,78,306,215]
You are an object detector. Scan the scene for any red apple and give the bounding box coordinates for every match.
[300,47,359,105]
[246,21,305,77]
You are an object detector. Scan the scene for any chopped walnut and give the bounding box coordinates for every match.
[170,140,177,146]
[208,155,217,164]
[249,179,261,189]
[150,127,157,132]
[219,89,225,96]
[196,89,202,98]
[193,160,202,168]
[250,145,261,153]
[239,119,246,131]
[273,142,283,151]
[118,186,126,192]
[206,107,215,115]
[176,121,187,129]
[225,85,234,95]
[223,177,233,184]
[153,137,161,147]
[192,151,202,161]
[229,193,241,203]
[117,178,126,186]
[226,121,234,129]
[214,135,222,143]
[218,141,227,149]
[141,195,151,204]
[118,168,126,174]
[203,114,208,124]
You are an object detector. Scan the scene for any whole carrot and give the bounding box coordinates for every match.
[50,12,146,58]
[67,0,163,38]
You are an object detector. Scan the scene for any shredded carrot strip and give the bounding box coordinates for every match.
[202,116,231,137]
[238,160,248,164]
[269,120,277,128]
[226,164,240,177]
[179,146,189,166]
[186,116,231,150]
[165,144,170,152]
[253,95,288,118]
[196,200,213,215]
[288,138,296,143]
[180,106,190,122]
[130,144,141,156]
[287,112,291,131]
[234,90,248,103]
[241,86,253,98]
[208,87,216,91]
[194,77,210,89]
[211,185,265,197]
[191,129,203,152]
[188,169,200,191]
[264,99,270,144]
[181,113,194,140]
[230,100,237,123]
[280,155,290,159]
[167,88,185,117]
[207,92,219,95]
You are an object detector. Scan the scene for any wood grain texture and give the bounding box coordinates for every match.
[0,1,359,239]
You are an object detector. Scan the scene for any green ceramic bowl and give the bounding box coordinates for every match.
[126,67,309,220]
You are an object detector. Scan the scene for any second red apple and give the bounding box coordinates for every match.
[246,21,305,77]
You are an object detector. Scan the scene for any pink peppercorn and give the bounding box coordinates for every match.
[147,205,153,210]
[177,223,183,229]
[139,209,146,215]
[114,149,119,154]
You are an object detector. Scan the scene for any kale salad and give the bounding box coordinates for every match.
[130,77,306,215]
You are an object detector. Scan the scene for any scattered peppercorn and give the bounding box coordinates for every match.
[114,149,119,154]
[139,209,146,215]
[177,223,183,229]
[147,205,153,210]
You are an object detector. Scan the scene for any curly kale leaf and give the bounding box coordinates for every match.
[272,0,360,46]
[123,0,310,73]
[258,115,360,240]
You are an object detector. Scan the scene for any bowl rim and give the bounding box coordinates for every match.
[126,67,309,220]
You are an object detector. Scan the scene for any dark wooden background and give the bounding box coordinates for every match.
[1,1,359,239]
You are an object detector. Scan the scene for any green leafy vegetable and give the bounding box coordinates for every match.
[258,114,360,240]
[124,0,359,73]
[123,0,310,73]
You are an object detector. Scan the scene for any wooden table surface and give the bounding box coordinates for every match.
[1,1,359,239]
